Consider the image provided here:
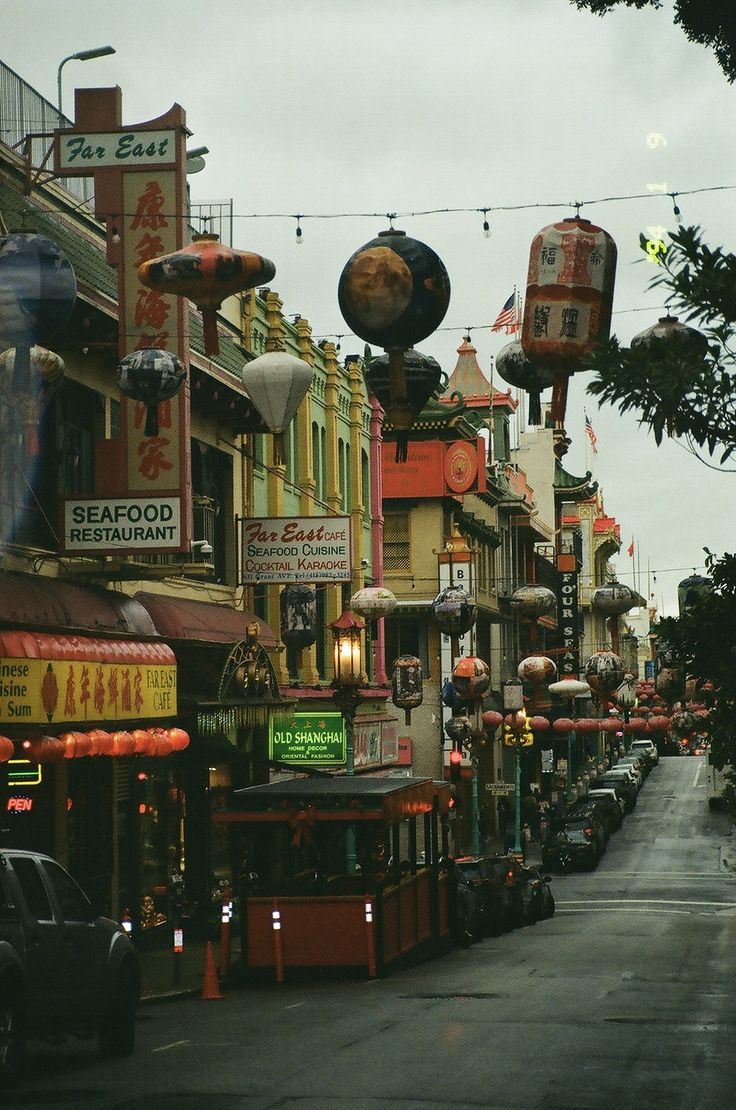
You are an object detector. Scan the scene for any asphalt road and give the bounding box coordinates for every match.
[7,755,736,1110]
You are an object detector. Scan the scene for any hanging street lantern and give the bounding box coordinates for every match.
[509,584,556,619]
[494,339,555,426]
[444,714,472,746]
[138,233,276,357]
[0,232,77,354]
[0,344,65,455]
[117,348,187,437]
[338,228,450,462]
[451,656,490,703]
[280,583,318,650]
[677,574,713,616]
[363,348,443,460]
[584,651,624,710]
[331,608,364,689]
[241,350,313,466]
[481,709,503,733]
[350,586,397,622]
[431,585,477,636]
[591,582,638,616]
[517,655,557,686]
[520,216,617,424]
[630,314,708,359]
[391,654,423,724]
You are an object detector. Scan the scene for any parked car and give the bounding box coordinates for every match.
[455,855,530,933]
[630,738,659,766]
[587,786,626,819]
[613,756,644,786]
[569,792,622,837]
[522,867,555,922]
[604,765,641,793]
[617,753,649,780]
[0,849,140,1086]
[444,858,484,944]
[590,774,637,813]
[542,817,604,871]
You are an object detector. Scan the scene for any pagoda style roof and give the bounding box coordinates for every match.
[553,459,598,501]
[382,393,477,438]
[441,336,490,404]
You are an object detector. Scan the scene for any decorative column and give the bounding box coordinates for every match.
[295,317,320,687]
[369,396,388,685]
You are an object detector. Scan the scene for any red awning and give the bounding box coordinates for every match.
[0,571,158,637]
[0,631,175,666]
[135,592,278,649]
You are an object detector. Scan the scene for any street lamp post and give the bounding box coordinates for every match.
[331,607,365,873]
[57,46,116,117]
[502,677,525,854]
[548,677,591,802]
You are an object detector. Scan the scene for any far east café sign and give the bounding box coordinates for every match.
[53,88,192,555]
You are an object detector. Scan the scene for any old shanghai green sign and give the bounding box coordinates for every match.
[269,712,346,766]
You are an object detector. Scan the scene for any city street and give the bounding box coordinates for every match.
[7,756,736,1110]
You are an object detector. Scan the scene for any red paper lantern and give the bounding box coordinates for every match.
[165,727,190,752]
[132,728,154,755]
[111,730,136,757]
[600,718,622,733]
[154,733,174,757]
[528,715,550,731]
[481,710,504,732]
[552,717,574,733]
[138,234,276,357]
[24,737,65,762]
[573,718,601,733]
[89,729,114,756]
[0,736,14,762]
[72,731,93,758]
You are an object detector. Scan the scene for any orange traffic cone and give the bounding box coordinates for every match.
[200,940,223,1000]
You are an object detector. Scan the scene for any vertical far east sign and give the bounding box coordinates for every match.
[54,90,191,555]
[241,516,352,583]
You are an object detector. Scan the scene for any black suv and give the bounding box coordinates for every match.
[455,855,528,933]
[0,849,140,1086]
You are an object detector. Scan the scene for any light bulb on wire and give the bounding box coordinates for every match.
[671,193,682,224]
[482,209,491,239]
[295,216,303,245]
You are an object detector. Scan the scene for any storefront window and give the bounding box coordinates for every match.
[136,764,184,931]
[208,763,233,896]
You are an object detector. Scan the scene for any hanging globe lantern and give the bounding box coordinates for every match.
[0,344,65,388]
[520,216,617,422]
[444,715,472,744]
[280,584,317,650]
[494,339,555,425]
[363,348,443,461]
[165,728,191,752]
[0,232,77,353]
[241,350,313,465]
[517,655,557,685]
[0,344,65,455]
[138,233,276,356]
[110,730,136,757]
[584,651,625,709]
[528,715,551,731]
[391,654,423,724]
[509,584,556,618]
[481,709,503,732]
[338,228,450,461]
[441,679,466,712]
[24,737,65,762]
[631,314,708,359]
[0,736,14,762]
[350,586,397,622]
[549,677,591,701]
[552,717,575,733]
[117,348,186,437]
[451,656,490,703]
[677,574,713,616]
[591,582,638,616]
[431,585,477,635]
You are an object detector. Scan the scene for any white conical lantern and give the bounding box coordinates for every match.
[241,351,313,464]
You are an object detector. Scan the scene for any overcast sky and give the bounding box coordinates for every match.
[4,0,735,616]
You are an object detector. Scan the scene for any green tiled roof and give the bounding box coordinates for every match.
[554,459,598,500]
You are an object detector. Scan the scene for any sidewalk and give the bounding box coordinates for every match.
[137,934,242,1003]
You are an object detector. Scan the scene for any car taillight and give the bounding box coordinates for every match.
[584,827,594,837]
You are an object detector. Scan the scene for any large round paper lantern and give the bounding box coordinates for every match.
[631,314,708,360]
[350,586,397,622]
[0,232,77,352]
[0,736,14,762]
[518,655,557,686]
[24,737,65,762]
[509,585,556,619]
[584,651,625,700]
[481,709,503,732]
[444,715,472,744]
[0,343,65,455]
[552,717,575,733]
[241,351,313,465]
[165,727,190,752]
[431,586,477,636]
[677,574,713,616]
[528,715,550,731]
[280,584,317,650]
[521,216,617,422]
[494,339,555,425]
[363,348,443,461]
[391,654,423,724]
[138,233,275,356]
[451,656,490,703]
[117,348,186,437]
[591,582,638,616]
[549,678,591,700]
[338,228,450,462]
[110,730,136,757]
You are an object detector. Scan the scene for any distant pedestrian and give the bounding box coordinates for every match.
[497,796,510,837]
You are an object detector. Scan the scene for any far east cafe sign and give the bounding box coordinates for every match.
[241,516,352,583]
[53,88,192,556]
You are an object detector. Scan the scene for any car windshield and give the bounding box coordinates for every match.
[456,861,482,880]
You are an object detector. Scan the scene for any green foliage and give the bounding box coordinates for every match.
[584,225,736,462]
[653,551,736,809]
[571,1,736,82]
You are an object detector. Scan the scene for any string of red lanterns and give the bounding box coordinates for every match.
[0,727,191,763]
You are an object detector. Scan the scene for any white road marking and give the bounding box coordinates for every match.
[152,1040,190,1052]
[559,899,736,908]
[556,908,706,916]
[285,1003,305,1009]
[692,763,704,788]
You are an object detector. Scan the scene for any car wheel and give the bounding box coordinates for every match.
[98,968,138,1058]
[0,990,25,1088]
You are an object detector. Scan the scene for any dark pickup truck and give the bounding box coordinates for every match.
[0,848,140,1086]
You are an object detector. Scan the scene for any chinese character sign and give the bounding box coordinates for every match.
[521,217,617,371]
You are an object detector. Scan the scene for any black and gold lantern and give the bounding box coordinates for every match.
[391,654,423,724]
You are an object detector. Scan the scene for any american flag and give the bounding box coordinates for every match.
[491,293,519,333]
[585,413,598,454]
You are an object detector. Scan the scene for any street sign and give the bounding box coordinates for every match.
[485,783,515,795]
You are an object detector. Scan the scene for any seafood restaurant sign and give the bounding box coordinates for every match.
[241,516,351,583]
